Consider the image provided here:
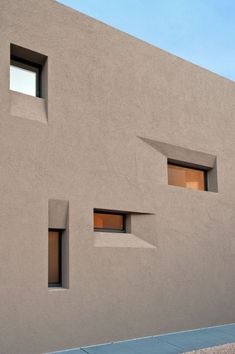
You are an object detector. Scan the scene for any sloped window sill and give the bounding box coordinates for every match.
[10,90,47,123]
[94,232,156,249]
[48,287,68,292]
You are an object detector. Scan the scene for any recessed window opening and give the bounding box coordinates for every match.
[48,229,62,287]
[94,211,126,233]
[10,57,41,97]
[168,162,208,191]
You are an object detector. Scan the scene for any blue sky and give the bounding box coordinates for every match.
[57,0,235,81]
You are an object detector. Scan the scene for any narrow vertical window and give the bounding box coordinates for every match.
[48,230,61,287]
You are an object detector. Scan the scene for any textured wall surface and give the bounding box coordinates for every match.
[1,1,235,353]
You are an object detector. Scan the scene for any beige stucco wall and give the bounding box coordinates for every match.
[1,1,235,353]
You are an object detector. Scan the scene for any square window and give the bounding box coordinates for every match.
[10,44,47,99]
[48,229,62,287]
[94,211,126,232]
[168,163,207,191]
[10,59,40,97]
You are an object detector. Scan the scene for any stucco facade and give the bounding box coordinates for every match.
[1,1,235,353]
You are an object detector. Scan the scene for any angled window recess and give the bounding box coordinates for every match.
[139,137,218,192]
[93,209,156,249]
[48,200,69,289]
[10,44,48,122]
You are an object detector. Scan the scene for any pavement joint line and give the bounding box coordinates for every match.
[80,348,90,354]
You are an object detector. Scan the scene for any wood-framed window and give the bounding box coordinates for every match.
[48,229,62,287]
[168,162,207,191]
[94,211,126,233]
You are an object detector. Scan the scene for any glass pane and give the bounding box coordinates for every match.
[10,65,37,96]
[168,164,205,191]
[48,231,60,285]
[94,213,124,231]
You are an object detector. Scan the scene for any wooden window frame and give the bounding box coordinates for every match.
[168,160,208,191]
[48,229,62,288]
[94,210,126,233]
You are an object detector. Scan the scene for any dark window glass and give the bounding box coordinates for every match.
[168,164,206,191]
[48,230,61,287]
[94,212,125,232]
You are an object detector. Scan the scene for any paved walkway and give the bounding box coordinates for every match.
[48,323,235,354]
